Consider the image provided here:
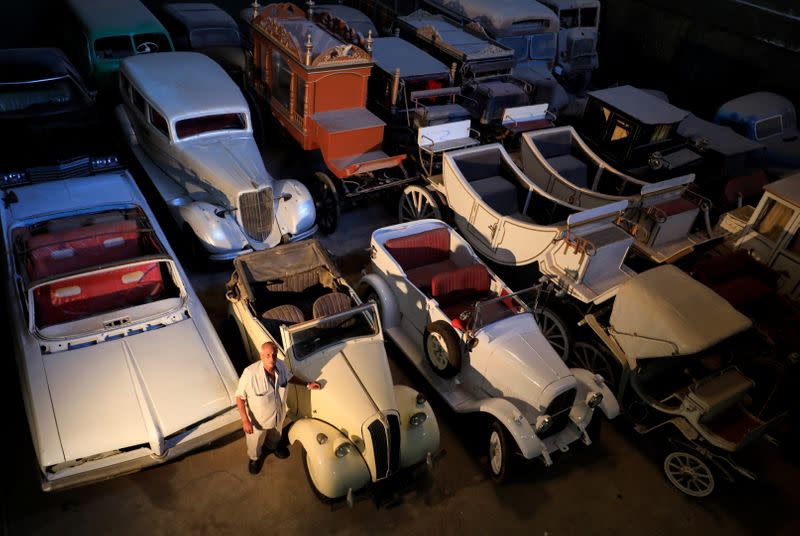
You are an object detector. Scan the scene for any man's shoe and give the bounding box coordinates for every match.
[248,459,262,475]
[274,446,290,459]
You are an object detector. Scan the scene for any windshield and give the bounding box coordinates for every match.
[467,286,540,332]
[498,36,528,61]
[175,112,247,139]
[530,34,556,62]
[0,76,88,115]
[287,302,380,361]
[13,207,165,282]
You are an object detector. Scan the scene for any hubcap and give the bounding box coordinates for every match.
[426,332,449,370]
[489,430,503,475]
[400,187,440,222]
[664,451,714,497]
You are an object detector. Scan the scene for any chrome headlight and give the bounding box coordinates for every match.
[535,414,552,435]
[586,391,604,408]
[316,433,328,445]
[334,442,351,458]
[409,412,427,427]
[90,155,121,172]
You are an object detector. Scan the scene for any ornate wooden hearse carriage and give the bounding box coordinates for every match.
[245,2,412,233]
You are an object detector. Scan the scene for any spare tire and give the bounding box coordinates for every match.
[424,320,462,378]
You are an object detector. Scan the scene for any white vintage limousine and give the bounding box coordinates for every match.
[116,51,316,261]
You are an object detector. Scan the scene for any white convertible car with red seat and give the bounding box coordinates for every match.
[360,219,618,481]
[1,170,241,491]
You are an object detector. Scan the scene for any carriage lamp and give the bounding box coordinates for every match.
[334,442,351,458]
[586,391,604,408]
[535,415,552,434]
[416,393,426,406]
[409,412,428,427]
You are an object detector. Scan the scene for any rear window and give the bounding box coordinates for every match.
[175,113,246,139]
[0,77,85,115]
[189,28,240,48]
[94,36,134,60]
[560,9,579,29]
[755,115,783,140]
[581,7,599,28]
[133,33,172,54]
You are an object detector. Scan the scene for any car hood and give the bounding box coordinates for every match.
[300,337,396,438]
[482,313,573,410]
[175,134,272,203]
[41,319,234,463]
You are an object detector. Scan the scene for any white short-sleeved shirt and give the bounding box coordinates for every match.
[235,360,293,429]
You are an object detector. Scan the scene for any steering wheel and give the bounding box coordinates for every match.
[136,42,159,54]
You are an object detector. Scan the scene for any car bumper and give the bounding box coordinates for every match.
[40,407,241,492]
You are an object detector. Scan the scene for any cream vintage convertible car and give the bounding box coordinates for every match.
[116,51,316,261]
[0,169,241,491]
[225,240,439,502]
[360,219,618,481]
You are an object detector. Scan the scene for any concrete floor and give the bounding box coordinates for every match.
[3,199,800,536]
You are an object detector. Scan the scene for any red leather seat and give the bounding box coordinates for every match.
[35,262,164,327]
[385,227,456,291]
[432,264,491,319]
[27,220,143,280]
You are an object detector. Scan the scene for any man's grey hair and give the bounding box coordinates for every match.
[260,341,278,353]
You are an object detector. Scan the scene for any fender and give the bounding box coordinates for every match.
[114,105,137,147]
[288,419,371,499]
[178,201,249,255]
[272,179,317,238]
[393,385,440,468]
[478,397,544,461]
[359,273,400,329]
[570,368,620,420]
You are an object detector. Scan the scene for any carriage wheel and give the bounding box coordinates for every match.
[312,172,340,235]
[663,450,715,497]
[398,185,441,223]
[569,342,620,390]
[533,306,572,362]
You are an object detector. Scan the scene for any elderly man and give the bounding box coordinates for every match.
[236,341,321,475]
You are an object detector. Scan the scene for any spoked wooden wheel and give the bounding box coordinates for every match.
[312,171,340,235]
[399,185,441,223]
[533,307,572,362]
[663,450,715,497]
[570,342,620,390]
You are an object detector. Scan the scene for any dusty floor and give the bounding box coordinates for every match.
[3,198,800,536]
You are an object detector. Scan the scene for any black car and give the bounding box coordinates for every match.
[156,3,245,83]
[0,48,120,184]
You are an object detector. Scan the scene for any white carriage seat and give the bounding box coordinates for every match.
[418,119,479,155]
[686,368,754,423]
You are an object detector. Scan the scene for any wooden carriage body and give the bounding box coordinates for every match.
[248,3,404,179]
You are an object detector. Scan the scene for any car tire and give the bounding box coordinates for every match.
[662,448,716,498]
[312,171,340,235]
[364,290,383,324]
[301,446,340,504]
[533,306,572,362]
[488,420,514,483]
[424,321,462,378]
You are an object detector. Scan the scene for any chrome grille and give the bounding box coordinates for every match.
[238,188,273,242]
[368,419,389,479]
[570,38,596,58]
[539,387,577,439]
[28,157,92,181]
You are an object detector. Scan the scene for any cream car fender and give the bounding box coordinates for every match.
[478,398,543,460]
[272,179,317,237]
[393,385,440,468]
[359,274,400,329]
[570,368,620,420]
[288,418,371,499]
[178,202,248,254]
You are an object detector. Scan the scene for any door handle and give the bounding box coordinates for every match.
[488,222,498,237]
